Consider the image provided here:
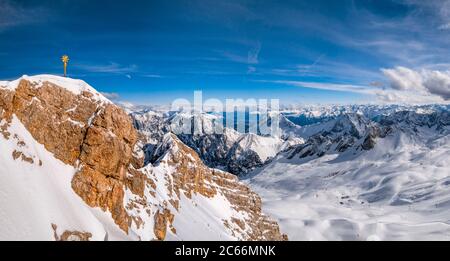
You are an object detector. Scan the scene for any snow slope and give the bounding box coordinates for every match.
[0,115,242,241]
[0,112,274,240]
[125,133,285,241]
[0,116,110,240]
[244,110,450,240]
[127,134,242,241]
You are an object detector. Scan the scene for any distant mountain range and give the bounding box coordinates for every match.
[1,75,449,241]
[131,101,450,240]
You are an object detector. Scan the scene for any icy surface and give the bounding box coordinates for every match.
[244,116,450,240]
[0,75,110,103]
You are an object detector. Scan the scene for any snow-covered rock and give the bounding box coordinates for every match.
[0,75,286,241]
[131,110,302,175]
[0,74,110,103]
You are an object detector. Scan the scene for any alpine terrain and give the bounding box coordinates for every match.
[1,75,450,241]
[0,75,286,241]
[131,103,450,240]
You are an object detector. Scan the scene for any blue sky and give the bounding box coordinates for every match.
[1,0,450,105]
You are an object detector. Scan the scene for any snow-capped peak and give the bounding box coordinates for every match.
[0,74,111,103]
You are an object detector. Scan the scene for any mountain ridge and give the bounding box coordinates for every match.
[0,75,286,241]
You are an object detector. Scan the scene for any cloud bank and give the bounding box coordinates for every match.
[261,66,450,105]
[382,66,450,101]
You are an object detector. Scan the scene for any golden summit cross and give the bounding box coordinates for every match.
[61,55,69,77]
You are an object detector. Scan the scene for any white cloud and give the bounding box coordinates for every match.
[100,92,120,100]
[246,42,261,74]
[382,66,450,100]
[247,42,261,64]
[220,42,261,65]
[257,67,450,105]
[421,70,450,99]
[220,41,262,74]
[75,62,137,74]
[260,80,373,93]
[0,0,46,31]
[402,0,450,31]
[220,51,248,64]
[247,66,256,74]
[371,89,445,104]
[381,67,424,91]
[143,74,162,78]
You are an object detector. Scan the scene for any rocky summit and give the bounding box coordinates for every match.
[0,75,286,241]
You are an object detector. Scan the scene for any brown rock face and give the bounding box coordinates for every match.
[72,104,138,232]
[9,80,99,164]
[79,105,137,178]
[1,79,137,233]
[0,88,14,139]
[0,88,13,119]
[153,209,175,241]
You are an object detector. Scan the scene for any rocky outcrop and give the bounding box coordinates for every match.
[0,78,138,233]
[72,104,138,232]
[51,223,92,241]
[286,114,390,160]
[7,80,99,164]
[153,209,175,240]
